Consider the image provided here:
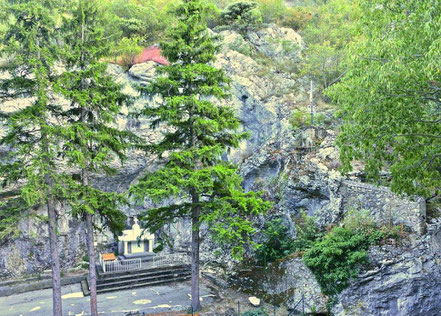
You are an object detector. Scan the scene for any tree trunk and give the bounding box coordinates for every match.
[83,168,98,316]
[42,133,62,316]
[190,196,202,312]
[86,212,98,316]
[47,199,62,316]
[37,29,63,316]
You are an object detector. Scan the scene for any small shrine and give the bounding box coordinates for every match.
[118,217,155,258]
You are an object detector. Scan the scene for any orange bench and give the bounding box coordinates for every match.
[102,253,116,261]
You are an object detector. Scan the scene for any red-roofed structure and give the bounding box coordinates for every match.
[134,45,170,66]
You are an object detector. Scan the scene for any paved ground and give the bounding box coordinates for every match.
[0,281,216,316]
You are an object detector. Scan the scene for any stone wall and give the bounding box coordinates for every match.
[339,180,426,235]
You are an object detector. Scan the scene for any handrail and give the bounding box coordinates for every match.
[101,253,190,274]
[103,258,141,273]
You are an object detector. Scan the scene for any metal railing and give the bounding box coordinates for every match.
[103,258,141,273]
[138,253,190,270]
[152,253,190,267]
[101,253,190,274]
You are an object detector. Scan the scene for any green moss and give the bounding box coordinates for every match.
[228,37,254,57]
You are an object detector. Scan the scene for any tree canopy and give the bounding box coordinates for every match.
[327,0,441,198]
[0,0,66,313]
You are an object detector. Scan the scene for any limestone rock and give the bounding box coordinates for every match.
[248,296,261,307]
[247,26,303,59]
[128,61,157,83]
[333,227,441,315]
[262,257,327,313]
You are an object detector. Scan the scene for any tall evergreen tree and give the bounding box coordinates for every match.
[131,0,271,311]
[55,1,138,314]
[0,1,64,315]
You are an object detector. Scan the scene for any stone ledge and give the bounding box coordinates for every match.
[0,274,86,297]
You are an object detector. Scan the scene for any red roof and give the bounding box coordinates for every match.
[134,45,170,66]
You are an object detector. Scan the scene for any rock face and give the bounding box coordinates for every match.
[333,221,441,315]
[0,23,438,316]
[239,126,426,235]
[262,257,327,313]
[0,204,87,278]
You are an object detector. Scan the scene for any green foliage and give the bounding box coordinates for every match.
[0,0,67,241]
[281,40,299,55]
[314,112,333,128]
[292,211,322,252]
[220,1,263,31]
[131,0,271,260]
[241,308,269,316]
[303,226,371,295]
[255,218,294,265]
[111,37,144,69]
[327,0,441,198]
[342,209,375,233]
[258,0,284,24]
[104,0,169,46]
[0,194,31,241]
[289,108,333,133]
[300,210,402,296]
[301,0,360,92]
[289,108,309,131]
[277,7,312,31]
[55,0,138,235]
[228,36,253,56]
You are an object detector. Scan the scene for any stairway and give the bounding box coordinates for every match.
[81,264,191,296]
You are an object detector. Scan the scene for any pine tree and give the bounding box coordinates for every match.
[0,1,65,315]
[131,0,271,311]
[55,1,139,314]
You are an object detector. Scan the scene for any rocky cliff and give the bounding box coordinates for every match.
[1,24,439,316]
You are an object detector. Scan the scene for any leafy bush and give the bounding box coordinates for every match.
[289,108,310,131]
[220,1,263,31]
[302,211,404,296]
[258,0,285,24]
[105,0,170,45]
[303,226,371,295]
[241,308,269,316]
[342,209,376,233]
[255,218,294,266]
[112,37,143,69]
[278,7,312,31]
[292,211,323,252]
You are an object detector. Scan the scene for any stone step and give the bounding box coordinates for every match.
[81,264,191,296]
[97,268,190,285]
[95,275,191,294]
[97,270,190,289]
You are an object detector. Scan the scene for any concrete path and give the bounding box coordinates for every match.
[0,281,215,315]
